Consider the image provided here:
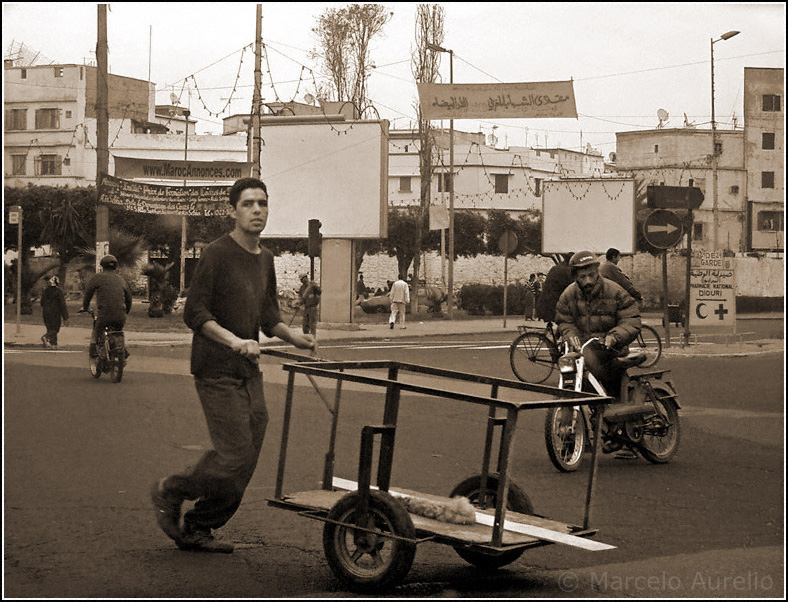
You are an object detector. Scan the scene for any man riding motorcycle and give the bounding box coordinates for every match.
[80,254,132,358]
[554,251,642,400]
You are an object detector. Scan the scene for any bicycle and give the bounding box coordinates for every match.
[509,322,662,384]
[509,322,562,384]
[83,309,126,383]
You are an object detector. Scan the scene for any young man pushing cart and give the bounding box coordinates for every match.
[151,177,316,553]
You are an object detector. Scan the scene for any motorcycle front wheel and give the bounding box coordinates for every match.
[89,354,102,379]
[638,385,680,464]
[544,406,586,472]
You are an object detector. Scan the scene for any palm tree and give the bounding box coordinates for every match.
[73,228,148,291]
[38,191,90,285]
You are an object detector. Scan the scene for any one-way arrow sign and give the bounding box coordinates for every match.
[643,209,684,249]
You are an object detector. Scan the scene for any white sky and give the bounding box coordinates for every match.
[3,2,785,156]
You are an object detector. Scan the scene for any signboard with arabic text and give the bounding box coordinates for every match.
[98,174,231,217]
[689,250,736,331]
[418,81,577,120]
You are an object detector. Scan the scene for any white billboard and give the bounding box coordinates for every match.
[542,178,636,254]
[259,120,388,238]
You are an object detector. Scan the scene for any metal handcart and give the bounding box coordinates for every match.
[263,349,615,592]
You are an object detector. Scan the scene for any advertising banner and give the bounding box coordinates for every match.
[113,156,252,181]
[418,81,577,120]
[98,174,231,217]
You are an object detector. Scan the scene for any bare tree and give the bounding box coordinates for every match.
[311,4,392,112]
[410,4,445,306]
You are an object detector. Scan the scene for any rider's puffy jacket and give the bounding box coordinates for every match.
[82,271,132,323]
[555,276,641,348]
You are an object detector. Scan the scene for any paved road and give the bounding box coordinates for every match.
[3,333,784,598]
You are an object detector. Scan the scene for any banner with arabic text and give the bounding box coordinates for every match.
[418,81,577,120]
[98,174,232,217]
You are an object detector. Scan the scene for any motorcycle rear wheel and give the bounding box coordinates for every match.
[638,385,680,464]
[89,354,102,378]
[544,406,586,472]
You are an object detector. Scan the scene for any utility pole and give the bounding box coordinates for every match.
[179,109,190,295]
[252,4,262,177]
[96,4,110,271]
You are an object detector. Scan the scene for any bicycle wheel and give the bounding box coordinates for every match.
[634,324,662,368]
[509,332,556,384]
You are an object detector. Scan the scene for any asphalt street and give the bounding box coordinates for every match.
[3,330,785,598]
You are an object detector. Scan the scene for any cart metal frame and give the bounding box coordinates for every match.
[263,348,613,581]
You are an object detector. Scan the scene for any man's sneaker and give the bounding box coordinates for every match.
[150,478,183,542]
[177,526,235,554]
[41,335,51,348]
[389,323,394,329]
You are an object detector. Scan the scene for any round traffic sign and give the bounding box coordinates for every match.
[498,230,518,255]
[643,209,684,249]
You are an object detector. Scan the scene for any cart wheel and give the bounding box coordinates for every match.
[449,475,534,570]
[323,490,416,592]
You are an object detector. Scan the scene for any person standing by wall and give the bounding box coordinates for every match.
[388,275,410,329]
[523,273,537,321]
[298,273,321,336]
[40,276,69,348]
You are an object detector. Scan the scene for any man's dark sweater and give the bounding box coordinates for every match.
[184,234,282,378]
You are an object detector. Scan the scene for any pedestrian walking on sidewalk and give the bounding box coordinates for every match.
[40,276,68,348]
[150,177,316,554]
[388,275,410,329]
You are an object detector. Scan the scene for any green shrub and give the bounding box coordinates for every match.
[459,282,529,315]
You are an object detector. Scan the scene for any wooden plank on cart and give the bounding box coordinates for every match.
[332,477,615,552]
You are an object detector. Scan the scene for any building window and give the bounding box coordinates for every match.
[714,141,723,156]
[762,94,781,112]
[54,66,64,78]
[65,110,72,119]
[494,174,509,194]
[761,171,775,189]
[730,185,739,195]
[404,144,409,152]
[21,69,27,79]
[399,176,411,193]
[5,108,27,130]
[62,157,71,166]
[35,154,62,176]
[654,145,659,153]
[762,132,775,150]
[35,108,60,130]
[437,173,453,193]
[534,178,542,196]
[11,154,26,175]
[693,222,704,242]
[757,211,784,232]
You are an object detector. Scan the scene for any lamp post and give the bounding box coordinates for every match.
[427,43,455,318]
[711,30,740,252]
[179,108,190,295]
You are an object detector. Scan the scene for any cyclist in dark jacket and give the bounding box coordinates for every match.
[82,254,132,358]
[535,256,573,323]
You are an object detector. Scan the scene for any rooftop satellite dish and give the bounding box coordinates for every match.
[304,93,315,106]
[170,93,180,105]
[657,108,669,129]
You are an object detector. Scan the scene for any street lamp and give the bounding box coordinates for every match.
[179,108,190,295]
[711,30,740,252]
[427,43,455,318]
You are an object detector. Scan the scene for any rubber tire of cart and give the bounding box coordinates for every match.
[449,475,534,570]
[323,490,417,593]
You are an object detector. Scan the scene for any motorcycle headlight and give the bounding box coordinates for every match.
[558,355,577,373]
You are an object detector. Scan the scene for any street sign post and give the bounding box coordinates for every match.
[643,209,684,249]
[647,185,704,210]
[9,206,23,335]
[499,230,518,328]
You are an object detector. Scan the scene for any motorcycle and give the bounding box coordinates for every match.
[544,337,681,472]
[84,309,126,383]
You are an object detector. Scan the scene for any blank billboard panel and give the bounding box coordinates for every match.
[542,178,635,254]
[260,120,388,238]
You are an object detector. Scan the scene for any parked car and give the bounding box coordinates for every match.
[359,293,396,314]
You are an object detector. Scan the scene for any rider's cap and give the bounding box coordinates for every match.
[100,254,118,269]
[569,251,600,270]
